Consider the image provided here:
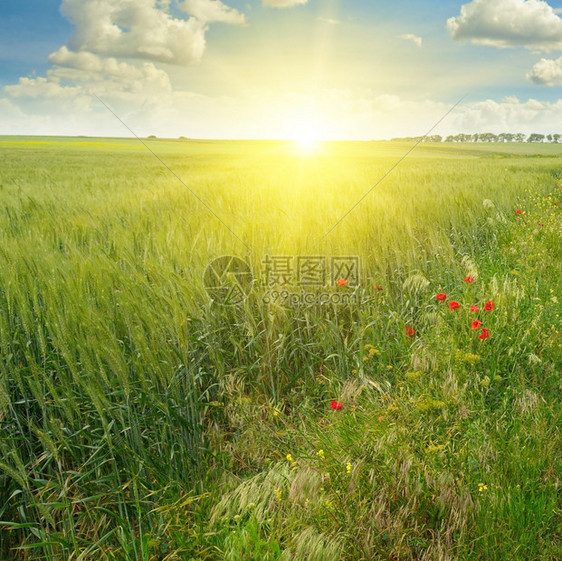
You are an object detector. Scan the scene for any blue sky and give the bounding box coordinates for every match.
[3,0,562,138]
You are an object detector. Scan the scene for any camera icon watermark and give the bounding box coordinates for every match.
[203,256,253,306]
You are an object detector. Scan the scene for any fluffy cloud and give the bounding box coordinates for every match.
[262,0,308,8]
[4,77,84,100]
[2,76,93,125]
[48,46,171,91]
[4,82,562,139]
[315,92,562,138]
[60,0,244,66]
[60,0,205,65]
[0,0,246,129]
[526,56,562,84]
[3,47,172,107]
[179,0,245,24]
[447,0,562,50]
[398,34,422,48]
[451,96,562,132]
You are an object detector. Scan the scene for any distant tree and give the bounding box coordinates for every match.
[527,133,545,143]
[479,132,497,142]
[392,131,561,144]
[391,136,424,142]
[147,135,157,139]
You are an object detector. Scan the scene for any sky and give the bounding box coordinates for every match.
[3,0,562,139]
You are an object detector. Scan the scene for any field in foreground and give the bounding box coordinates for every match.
[0,137,560,560]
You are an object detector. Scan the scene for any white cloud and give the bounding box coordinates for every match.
[4,77,83,100]
[48,46,172,91]
[318,17,340,25]
[0,0,246,133]
[49,46,120,73]
[451,96,562,133]
[398,33,422,48]
[447,0,562,50]
[325,92,562,138]
[2,76,94,124]
[4,47,172,118]
[60,0,243,66]
[526,56,562,84]
[262,0,308,8]
[179,0,245,24]
[5,87,562,138]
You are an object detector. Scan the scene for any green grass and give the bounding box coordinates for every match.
[0,137,560,560]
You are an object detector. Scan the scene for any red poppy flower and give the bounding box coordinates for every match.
[464,276,475,284]
[449,301,461,310]
[484,301,495,311]
[515,209,522,214]
[470,305,479,313]
[405,325,415,337]
[336,278,347,287]
[375,286,383,291]
[472,320,482,330]
[479,328,490,340]
[436,293,447,301]
[330,400,343,410]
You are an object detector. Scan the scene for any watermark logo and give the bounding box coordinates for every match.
[203,256,253,306]
[204,255,363,307]
[262,255,360,288]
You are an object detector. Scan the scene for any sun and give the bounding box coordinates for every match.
[291,125,321,153]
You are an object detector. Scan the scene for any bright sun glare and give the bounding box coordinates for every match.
[291,126,320,153]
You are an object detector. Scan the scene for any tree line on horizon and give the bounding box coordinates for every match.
[391,133,562,144]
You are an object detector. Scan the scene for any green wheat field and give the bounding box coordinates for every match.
[0,136,560,560]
